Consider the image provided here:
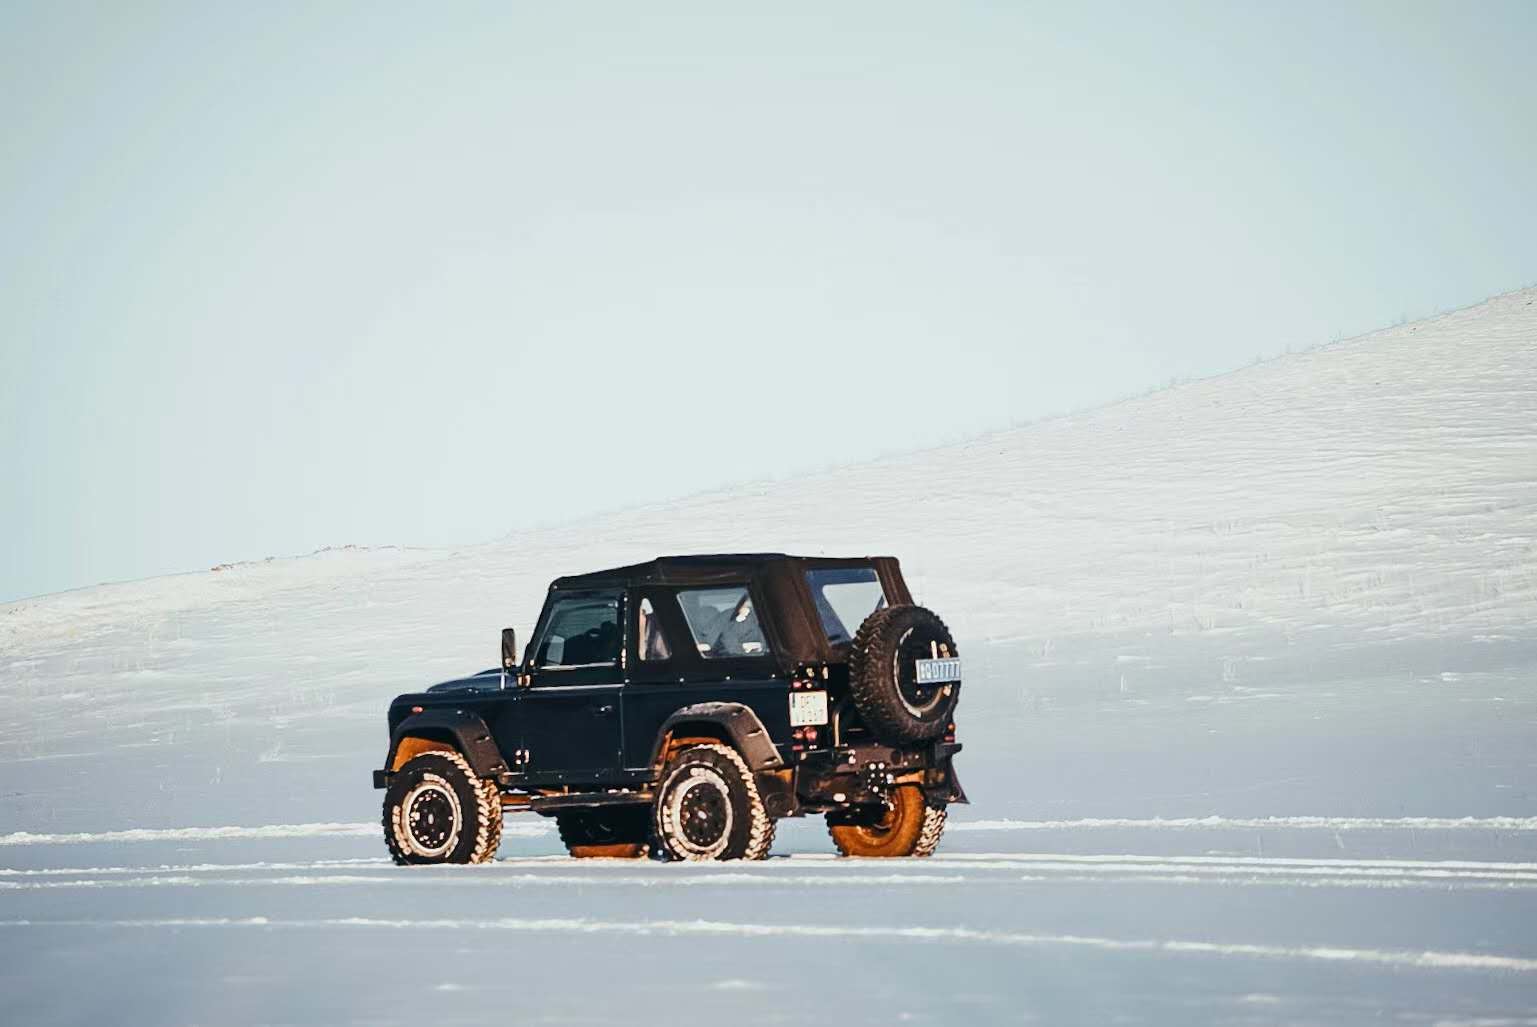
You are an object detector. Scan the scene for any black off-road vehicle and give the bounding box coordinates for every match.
[373,554,965,863]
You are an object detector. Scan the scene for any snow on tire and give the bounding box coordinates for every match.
[653,743,774,862]
[912,804,947,857]
[382,749,502,865]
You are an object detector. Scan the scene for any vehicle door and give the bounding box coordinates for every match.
[621,590,692,769]
[623,583,791,770]
[520,589,626,783]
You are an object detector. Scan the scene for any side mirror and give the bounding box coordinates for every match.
[501,628,519,670]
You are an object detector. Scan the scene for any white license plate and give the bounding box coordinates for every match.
[789,690,829,726]
[914,657,962,685]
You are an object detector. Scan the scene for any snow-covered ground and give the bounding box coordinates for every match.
[2,289,1535,1024]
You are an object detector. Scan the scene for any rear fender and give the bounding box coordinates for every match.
[651,702,794,818]
[651,701,784,774]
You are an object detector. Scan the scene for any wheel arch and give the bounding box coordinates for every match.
[386,709,508,780]
[649,702,783,774]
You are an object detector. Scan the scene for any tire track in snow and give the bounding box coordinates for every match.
[1,915,1532,973]
[14,851,1534,878]
[0,821,551,847]
[4,872,1532,892]
[6,852,1537,892]
[3,814,1526,848]
[931,853,1537,872]
[949,816,1537,832]
[0,871,973,891]
[0,858,387,877]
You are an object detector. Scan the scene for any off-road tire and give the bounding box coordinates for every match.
[653,743,775,861]
[849,605,960,745]
[556,807,650,859]
[382,750,502,865]
[912,804,948,857]
[828,785,947,858]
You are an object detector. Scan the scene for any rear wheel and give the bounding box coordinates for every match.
[653,743,774,861]
[556,807,650,858]
[828,785,946,858]
[382,750,502,865]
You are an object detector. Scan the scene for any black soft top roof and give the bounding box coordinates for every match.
[554,554,844,589]
[549,554,914,665]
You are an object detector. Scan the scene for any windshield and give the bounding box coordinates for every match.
[805,567,887,644]
[533,592,622,668]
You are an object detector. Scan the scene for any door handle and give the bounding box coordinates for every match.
[593,704,615,716]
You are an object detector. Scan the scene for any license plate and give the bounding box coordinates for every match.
[914,657,962,685]
[789,690,829,726]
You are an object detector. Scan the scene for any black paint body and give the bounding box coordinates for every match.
[374,555,964,816]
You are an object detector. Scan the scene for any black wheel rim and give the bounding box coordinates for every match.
[406,784,458,853]
[894,627,947,716]
[678,780,730,848]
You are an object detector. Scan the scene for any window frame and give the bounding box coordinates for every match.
[525,589,626,674]
[672,582,776,662]
[634,593,678,664]
[803,566,889,646]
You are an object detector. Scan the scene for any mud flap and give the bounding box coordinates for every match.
[756,768,800,818]
[945,767,969,805]
[923,741,968,805]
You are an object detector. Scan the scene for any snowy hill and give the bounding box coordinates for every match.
[2,289,1535,1024]
[10,289,1535,649]
[3,288,1535,824]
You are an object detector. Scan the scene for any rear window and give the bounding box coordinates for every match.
[805,567,887,644]
[677,586,770,659]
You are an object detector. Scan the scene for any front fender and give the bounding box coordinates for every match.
[384,709,508,781]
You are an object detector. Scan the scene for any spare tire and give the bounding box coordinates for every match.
[848,605,960,745]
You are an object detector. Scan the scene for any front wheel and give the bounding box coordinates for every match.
[382,750,502,865]
[653,743,775,861]
[828,785,946,857]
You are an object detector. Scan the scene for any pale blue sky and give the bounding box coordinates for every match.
[3,1,1535,602]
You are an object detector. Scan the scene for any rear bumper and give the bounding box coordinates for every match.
[372,770,390,790]
[791,740,965,812]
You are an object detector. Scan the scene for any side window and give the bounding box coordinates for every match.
[676,586,770,659]
[533,592,621,669]
[804,567,888,644]
[638,596,672,661]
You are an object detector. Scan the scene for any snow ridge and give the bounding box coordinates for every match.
[0,821,552,847]
[3,914,1532,973]
[949,816,1537,832]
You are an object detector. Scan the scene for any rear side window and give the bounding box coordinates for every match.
[534,593,622,668]
[805,568,887,644]
[637,596,672,661]
[677,586,770,659]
